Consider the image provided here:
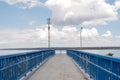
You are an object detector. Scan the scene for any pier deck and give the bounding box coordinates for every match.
[28,54,88,80]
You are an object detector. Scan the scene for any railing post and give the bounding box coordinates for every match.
[42,52,43,63]
[110,60,113,80]
[15,56,18,80]
[0,58,2,80]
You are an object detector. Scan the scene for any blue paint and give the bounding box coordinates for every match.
[67,50,120,80]
[0,50,55,80]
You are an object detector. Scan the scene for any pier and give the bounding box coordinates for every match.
[0,49,120,80]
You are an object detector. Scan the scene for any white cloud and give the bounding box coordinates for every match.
[1,0,42,9]
[0,26,118,48]
[102,30,112,38]
[45,0,118,26]
[29,21,36,26]
[116,35,120,38]
[82,28,99,38]
[115,0,120,10]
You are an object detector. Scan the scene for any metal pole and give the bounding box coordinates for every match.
[48,25,50,49]
[47,18,51,49]
[80,27,83,48]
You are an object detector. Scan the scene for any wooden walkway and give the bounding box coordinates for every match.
[27,54,88,80]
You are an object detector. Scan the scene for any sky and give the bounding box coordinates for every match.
[0,0,120,48]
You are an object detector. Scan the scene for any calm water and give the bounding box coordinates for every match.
[0,50,39,56]
[0,50,120,58]
[55,50,120,58]
[81,50,120,58]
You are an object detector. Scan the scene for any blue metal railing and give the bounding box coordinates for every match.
[67,50,120,80]
[0,50,55,80]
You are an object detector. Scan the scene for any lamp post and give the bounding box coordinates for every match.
[80,27,83,48]
[47,18,51,49]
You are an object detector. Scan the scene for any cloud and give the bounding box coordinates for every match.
[45,0,118,26]
[0,26,118,48]
[1,0,42,9]
[28,21,36,26]
[102,30,112,38]
[115,0,120,10]
[82,28,99,38]
[116,35,120,38]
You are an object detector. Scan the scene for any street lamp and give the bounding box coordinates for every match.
[80,27,83,48]
[47,18,51,49]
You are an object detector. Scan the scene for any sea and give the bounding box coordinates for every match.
[81,49,120,58]
[56,49,120,58]
[0,49,120,58]
[0,50,39,56]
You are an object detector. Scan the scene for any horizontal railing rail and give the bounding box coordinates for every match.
[0,50,55,80]
[67,50,120,80]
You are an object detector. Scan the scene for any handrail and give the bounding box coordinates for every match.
[67,50,120,80]
[0,50,55,80]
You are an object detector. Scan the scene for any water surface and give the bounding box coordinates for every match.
[81,50,120,58]
[0,50,39,56]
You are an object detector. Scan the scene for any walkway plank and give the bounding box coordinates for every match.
[28,54,87,80]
